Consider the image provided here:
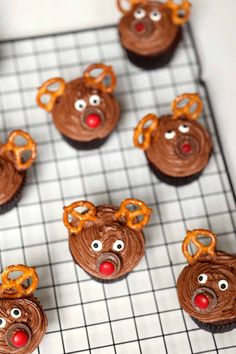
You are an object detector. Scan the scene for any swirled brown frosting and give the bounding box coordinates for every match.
[177,252,236,324]
[69,205,145,280]
[118,2,180,56]
[0,297,47,354]
[52,78,120,142]
[0,156,25,206]
[146,116,212,177]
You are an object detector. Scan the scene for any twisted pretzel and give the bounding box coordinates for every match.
[83,64,117,93]
[0,265,38,299]
[117,0,147,14]
[63,201,98,234]
[0,130,37,171]
[172,93,203,121]
[115,198,152,230]
[165,0,191,25]
[182,229,217,265]
[36,77,66,112]
[133,114,159,151]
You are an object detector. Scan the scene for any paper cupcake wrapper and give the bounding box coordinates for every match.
[191,316,236,333]
[0,172,27,215]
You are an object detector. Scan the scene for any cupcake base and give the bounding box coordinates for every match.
[148,160,202,186]
[0,172,26,214]
[191,317,236,333]
[124,28,182,70]
[61,133,110,150]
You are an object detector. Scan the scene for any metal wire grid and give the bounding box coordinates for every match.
[0,24,236,354]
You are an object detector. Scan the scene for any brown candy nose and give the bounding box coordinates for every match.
[11,330,29,348]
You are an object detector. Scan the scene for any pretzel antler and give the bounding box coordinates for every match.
[83,64,117,93]
[36,77,66,112]
[63,201,98,235]
[115,198,152,230]
[172,93,203,121]
[182,229,217,265]
[0,265,38,299]
[133,114,159,151]
[0,130,37,171]
[117,0,147,14]
[165,0,191,25]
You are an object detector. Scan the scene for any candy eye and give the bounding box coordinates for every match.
[178,124,190,133]
[89,95,101,106]
[164,130,176,140]
[74,99,86,112]
[11,308,22,319]
[0,318,6,328]
[113,240,125,252]
[198,274,208,284]
[218,280,228,291]
[134,8,146,19]
[91,240,102,252]
[149,9,162,22]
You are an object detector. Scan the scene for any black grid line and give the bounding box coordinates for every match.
[0,23,236,354]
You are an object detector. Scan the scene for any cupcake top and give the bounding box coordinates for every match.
[63,199,152,280]
[134,93,212,177]
[177,230,236,325]
[37,64,120,142]
[0,265,47,353]
[117,0,191,56]
[0,130,37,206]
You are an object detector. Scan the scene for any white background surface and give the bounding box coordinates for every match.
[1,0,236,190]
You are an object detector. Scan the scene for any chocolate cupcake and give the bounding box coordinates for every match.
[134,93,212,185]
[37,64,120,150]
[0,265,47,353]
[0,130,37,214]
[117,0,191,69]
[63,199,152,281]
[177,229,236,333]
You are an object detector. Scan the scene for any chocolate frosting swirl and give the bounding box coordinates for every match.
[69,205,145,280]
[118,2,180,56]
[52,78,120,142]
[146,116,212,177]
[177,252,236,324]
[0,297,47,354]
[0,156,25,206]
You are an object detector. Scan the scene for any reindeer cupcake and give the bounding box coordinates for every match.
[36,64,120,150]
[134,93,212,185]
[117,0,191,69]
[0,130,37,214]
[0,265,47,353]
[177,230,236,333]
[63,199,152,281]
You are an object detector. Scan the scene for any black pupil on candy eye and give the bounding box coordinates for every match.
[198,275,203,282]
[220,283,226,290]
[117,244,122,249]
[93,243,98,248]
[13,310,20,316]
[0,319,3,325]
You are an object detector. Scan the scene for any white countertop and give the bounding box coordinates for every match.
[1,0,236,191]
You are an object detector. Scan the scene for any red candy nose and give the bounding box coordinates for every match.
[11,330,29,348]
[182,142,192,154]
[85,114,102,129]
[194,293,209,310]
[99,261,115,276]
[135,22,145,32]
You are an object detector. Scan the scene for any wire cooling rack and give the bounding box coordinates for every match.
[0,24,236,354]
